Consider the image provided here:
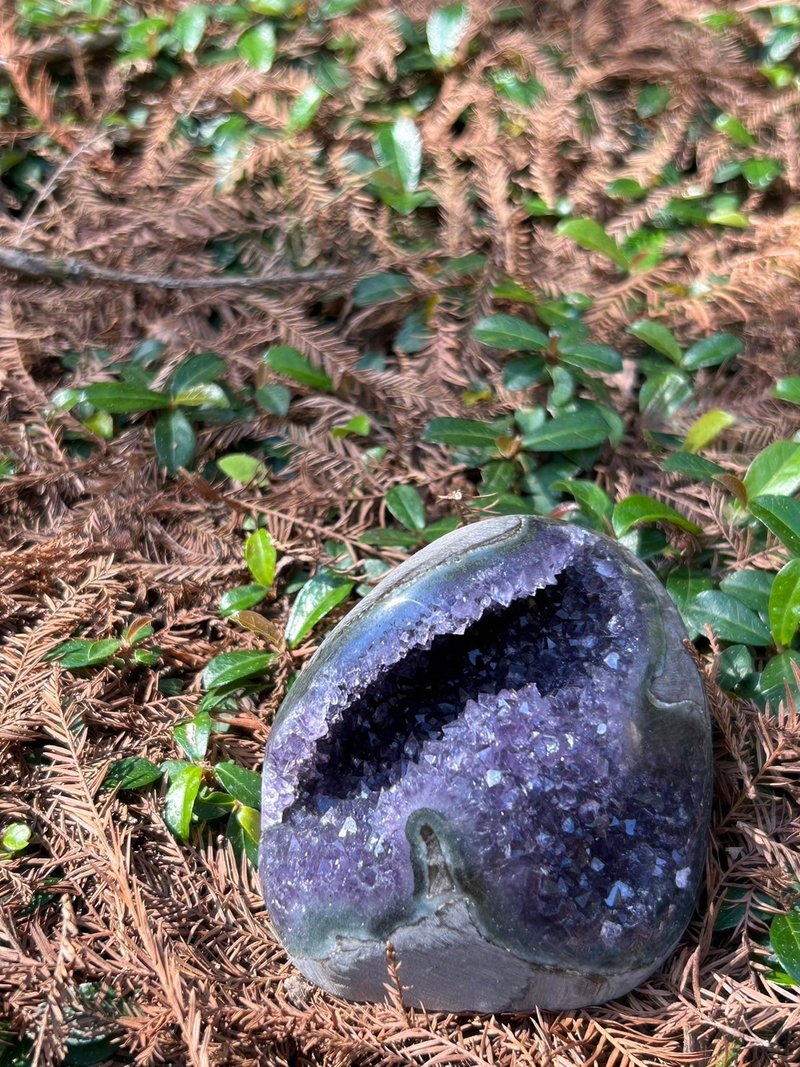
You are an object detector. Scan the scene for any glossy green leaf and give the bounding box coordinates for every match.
[426,3,470,68]
[244,528,277,587]
[421,516,460,542]
[636,83,671,118]
[256,383,291,415]
[217,453,270,486]
[521,409,611,452]
[628,320,682,364]
[389,117,421,192]
[719,569,774,614]
[153,410,196,474]
[331,414,370,438]
[774,377,800,405]
[228,804,260,865]
[263,345,332,392]
[715,644,754,692]
[385,484,427,531]
[202,650,275,690]
[682,409,736,453]
[750,495,800,555]
[173,5,207,52]
[104,757,163,792]
[473,314,548,351]
[173,383,228,409]
[360,528,421,549]
[556,218,629,269]
[666,570,714,639]
[741,157,782,189]
[692,590,772,646]
[237,22,276,72]
[503,356,545,390]
[48,639,123,669]
[353,272,414,306]
[173,710,212,762]
[612,495,702,537]
[286,84,326,134]
[769,560,800,647]
[81,383,170,413]
[170,353,225,395]
[215,761,261,808]
[422,417,504,449]
[771,910,800,983]
[2,822,31,853]
[759,650,800,708]
[553,480,613,529]
[661,452,726,482]
[164,765,203,840]
[682,333,743,371]
[285,569,355,647]
[556,340,622,374]
[713,112,755,147]
[744,441,800,499]
[193,789,236,821]
[639,370,692,418]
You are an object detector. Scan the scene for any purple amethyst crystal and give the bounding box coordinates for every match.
[259,516,711,1012]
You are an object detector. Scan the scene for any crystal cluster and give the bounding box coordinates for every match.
[259,516,712,1012]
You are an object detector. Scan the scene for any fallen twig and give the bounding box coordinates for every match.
[0,246,350,289]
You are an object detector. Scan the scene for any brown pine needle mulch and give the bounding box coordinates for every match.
[3,0,800,1063]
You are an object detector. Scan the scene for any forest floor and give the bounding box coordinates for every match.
[2,0,800,1064]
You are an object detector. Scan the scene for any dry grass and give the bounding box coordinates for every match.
[3,0,800,1062]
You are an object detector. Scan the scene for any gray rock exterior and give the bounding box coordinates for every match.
[259,516,712,1012]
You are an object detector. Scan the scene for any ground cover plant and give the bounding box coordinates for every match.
[2,0,800,1062]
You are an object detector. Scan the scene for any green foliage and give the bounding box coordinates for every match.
[284,569,355,647]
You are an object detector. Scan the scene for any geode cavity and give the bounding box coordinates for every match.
[259,516,711,1012]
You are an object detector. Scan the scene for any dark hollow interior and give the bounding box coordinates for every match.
[291,560,619,813]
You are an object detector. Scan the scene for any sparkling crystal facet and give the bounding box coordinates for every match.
[259,516,712,1012]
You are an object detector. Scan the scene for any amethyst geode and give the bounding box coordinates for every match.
[259,516,711,1012]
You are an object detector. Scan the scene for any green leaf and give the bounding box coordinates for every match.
[771,910,800,983]
[665,570,714,639]
[193,789,236,821]
[256,383,291,415]
[636,83,671,118]
[639,370,692,418]
[774,377,800,405]
[263,345,332,392]
[715,644,754,692]
[331,414,370,439]
[237,22,276,72]
[81,383,170,413]
[661,453,726,482]
[285,569,355,647]
[422,417,504,449]
[426,3,470,69]
[169,354,225,395]
[553,480,613,529]
[421,516,460,542]
[389,117,421,193]
[473,313,548,351]
[360,528,422,549]
[744,441,800,499]
[244,528,277,587]
[503,356,545,390]
[555,218,629,270]
[385,485,427,531]
[164,765,203,840]
[217,453,269,486]
[713,112,755,147]
[173,710,212,762]
[286,83,326,134]
[353,272,413,307]
[521,409,611,452]
[612,495,702,537]
[173,383,228,408]
[750,495,800,555]
[227,804,260,865]
[719,569,774,614]
[2,822,31,853]
[682,409,736,453]
[104,757,163,792]
[768,560,800,647]
[202,650,275,690]
[219,584,268,616]
[556,340,622,374]
[692,590,772,646]
[153,410,196,474]
[214,761,261,808]
[759,650,800,708]
[173,4,207,52]
[49,639,123,669]
[628,320,682,364]
[682,333,743,371]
